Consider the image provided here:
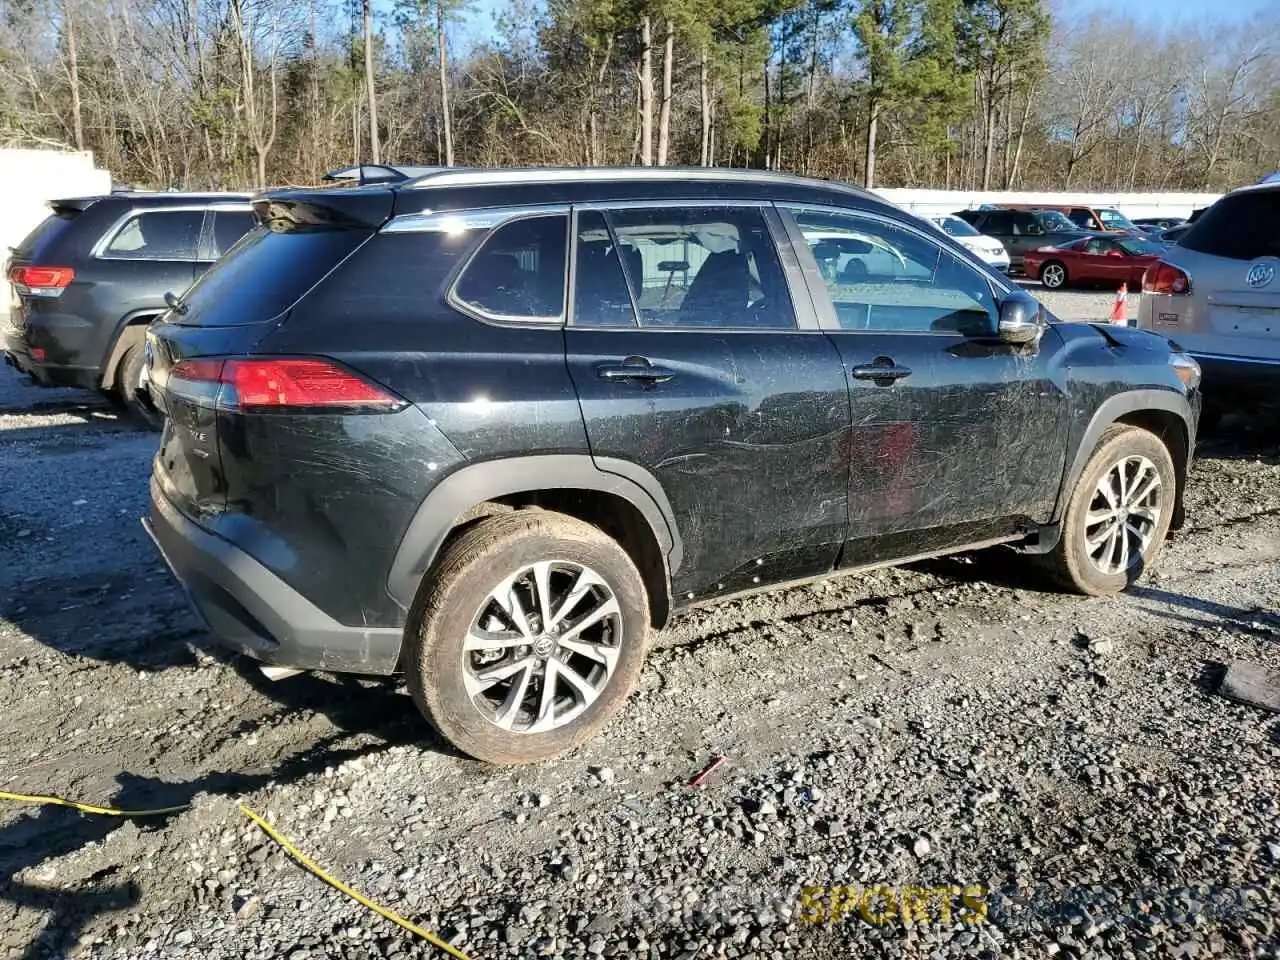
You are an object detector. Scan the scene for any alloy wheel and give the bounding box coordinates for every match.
[1083,455,1163,576]
[463,561,622,733]
[1042,264,1065,288]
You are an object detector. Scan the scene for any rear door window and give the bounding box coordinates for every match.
[102,210,204,260]
[596,206,796,330]
[1180,191,1280,261]
[982,212,1013,234]
[452,215,568,321]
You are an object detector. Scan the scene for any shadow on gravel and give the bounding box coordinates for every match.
[0,413,146,447]
[1128,585,1279,641]
[1194,409,1280,464]
[0,659,447,959]
[906,547,1061,594]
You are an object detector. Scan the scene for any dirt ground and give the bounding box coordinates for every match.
[1,310,1277,960]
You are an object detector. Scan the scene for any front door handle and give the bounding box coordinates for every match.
[596,357,676,384]
[851,357,913,383]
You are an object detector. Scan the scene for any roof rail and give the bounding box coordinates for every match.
[404,165,871,197]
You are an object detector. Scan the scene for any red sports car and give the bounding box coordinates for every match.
[1025,235,1165,290]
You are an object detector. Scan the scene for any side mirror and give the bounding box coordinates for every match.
[997,293,1045,344]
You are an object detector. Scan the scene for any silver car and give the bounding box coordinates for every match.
[1137,183,1280,423]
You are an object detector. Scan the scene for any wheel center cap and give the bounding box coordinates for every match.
[532,636,555,658]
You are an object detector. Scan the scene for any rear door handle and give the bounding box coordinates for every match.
[596,357,676,384]
[851,357,913,383]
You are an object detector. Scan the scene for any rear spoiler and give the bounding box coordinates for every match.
[48,196,101,216]
[252,189,396,231]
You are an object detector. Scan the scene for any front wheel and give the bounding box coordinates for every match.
[1040,425,1176,595]
[405,510,651,764]
[1040,261,1068,289]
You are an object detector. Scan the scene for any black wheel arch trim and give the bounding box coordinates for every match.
[102,309,163,386]
[1060,388,1193,521]
[386,454,682,612]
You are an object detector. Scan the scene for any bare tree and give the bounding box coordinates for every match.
[363,0,381,163]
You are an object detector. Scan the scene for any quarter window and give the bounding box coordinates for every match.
[589,206,796,330]
[103,210,204,260]
[787,207,997,335]
[211,210,257,257]
[453,215,568,321]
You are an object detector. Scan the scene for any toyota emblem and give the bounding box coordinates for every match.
[1246,263,1275,288]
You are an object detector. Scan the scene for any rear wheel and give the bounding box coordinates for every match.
[1040,261,1068,289]
[406,510,651,764]
[116,343,161,430]
[1041,425,1176,596]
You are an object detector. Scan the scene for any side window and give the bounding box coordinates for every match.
[787,207,997,335]
[601,206,796,329]
[572,211,638,327]
[211,210,257,257]
[984,212,1013,234]
[1084,238,1110,255]
[1068,210,1094,229]
[102,210,203,260]
[453,215,568,321]
[1014,213,1042,236]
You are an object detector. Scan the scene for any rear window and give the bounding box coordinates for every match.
[11,209,82,260]
[1180,191,1280,261]
[171,225,368,326]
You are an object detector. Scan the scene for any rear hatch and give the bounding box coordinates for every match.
[148,189,393,518]
[1171,188,1280,361]
[5,198,99,339]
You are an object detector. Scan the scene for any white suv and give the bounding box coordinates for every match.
[1137,183,1280,426]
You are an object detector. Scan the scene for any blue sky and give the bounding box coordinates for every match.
[449,0,1273,48]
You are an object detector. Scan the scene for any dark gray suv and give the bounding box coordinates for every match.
[955,208,1091,273]
[4,192,255,424]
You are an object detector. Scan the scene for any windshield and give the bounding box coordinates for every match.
[1118,238,1163,256]
[1098,208,1137,230]
[1035,211,1076,232]
[935,216,980,238]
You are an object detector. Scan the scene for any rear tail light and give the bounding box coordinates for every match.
[8,265,75,298]
[168,357,405,412]
[1142,261,1191,295]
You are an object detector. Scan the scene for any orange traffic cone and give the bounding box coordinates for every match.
[1110,283,1128,325]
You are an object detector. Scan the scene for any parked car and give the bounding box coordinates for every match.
[143,166,1201,764]
[3,191,256,424]
[999,204,1143,236]
[1025,235,1166,290]
[1159,223,1192,246]
[1137,181,1280,428]
[954,208,1091,273]
[927,214,1011,273]
[1134,216,1187,232]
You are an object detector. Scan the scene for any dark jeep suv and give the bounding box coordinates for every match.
[143,167,1201,764]
[4,191,256,423]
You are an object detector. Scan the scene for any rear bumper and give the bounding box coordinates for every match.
[145,475,403,675]
[1189,352,1280,404]
[4,327,101,390]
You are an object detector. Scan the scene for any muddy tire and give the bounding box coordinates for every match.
[405,510,650,764]
[116,344,162,431]
[1041,425,1176,596]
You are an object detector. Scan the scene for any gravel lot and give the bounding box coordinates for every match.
[1,301,1278,960]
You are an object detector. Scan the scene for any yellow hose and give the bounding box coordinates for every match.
[0,790,474,960]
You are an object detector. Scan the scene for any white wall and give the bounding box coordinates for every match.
[1,148,112,299]
[872,188,1222,221]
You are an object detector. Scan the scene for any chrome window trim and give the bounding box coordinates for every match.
[442,207,571,327]
[382,204,570,235]
[92,204,252,262]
